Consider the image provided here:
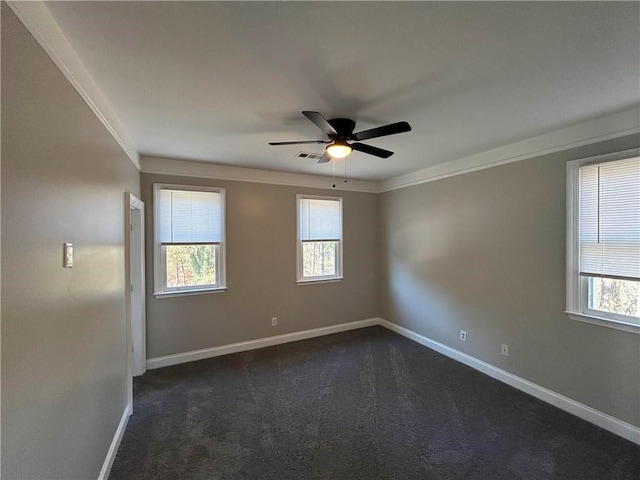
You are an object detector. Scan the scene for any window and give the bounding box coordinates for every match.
[566,150,639,333]
[154,184,225,296]
[297,195,343,283]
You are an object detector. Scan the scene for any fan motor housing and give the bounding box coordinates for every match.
[328,118,356,138]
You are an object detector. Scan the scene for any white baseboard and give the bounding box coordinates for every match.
[147,318,381,370]
[98,404,131,480]
[98,405,131,480]
[378,319,640,445]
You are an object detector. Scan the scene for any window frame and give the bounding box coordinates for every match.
[296,194,343,285]
[153,183,226,298]
[565,149,639,334]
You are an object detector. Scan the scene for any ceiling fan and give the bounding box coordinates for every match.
[269,111,411,163]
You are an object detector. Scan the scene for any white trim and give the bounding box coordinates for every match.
[97,404,131,480]
[566,157,581,315]
[296,194,343,283]
[146,318,380,370]
[153,184,226,295]
[377,319,640,445]
[126,193,146,381]
[296,277,344,285]
[141,156,379,193]
[7,1,140,170]
[124,197,133,409]
[153,287,227,298]
[566,311,639,335]
[128,194,144,211]
[380,108,640,192]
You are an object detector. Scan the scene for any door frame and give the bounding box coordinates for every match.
[125,192,146,413]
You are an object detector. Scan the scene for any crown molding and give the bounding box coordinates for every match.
[8,0,637,188]
[381,107,640,192]
[140,156,380,193]
[7,1,140,170]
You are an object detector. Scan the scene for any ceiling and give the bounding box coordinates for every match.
[44,1,639,182]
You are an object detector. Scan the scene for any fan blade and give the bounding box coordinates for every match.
[269,140,328,145]
[351,142,394,158]
[317,152,331,163]
[302,111,338,136]
[353,121,411,141]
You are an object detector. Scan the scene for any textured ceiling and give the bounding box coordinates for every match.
[46,1,640,181]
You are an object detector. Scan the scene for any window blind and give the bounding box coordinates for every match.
[158,189,222,244]
[579,156,640,281]
[300,198,341,241]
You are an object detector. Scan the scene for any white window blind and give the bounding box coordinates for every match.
[158,189,222,244]
[579,156,640,281]
[299,198,341,241]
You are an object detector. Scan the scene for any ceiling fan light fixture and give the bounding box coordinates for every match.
[269,111,408,160]
[326,141,352,159]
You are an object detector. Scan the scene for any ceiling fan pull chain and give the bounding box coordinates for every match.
[344,157,348,183]
[332,158,336,188]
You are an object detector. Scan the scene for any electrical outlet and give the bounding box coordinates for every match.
[271,317,278,326]
[501,344,509,357]
[460,330,467,341]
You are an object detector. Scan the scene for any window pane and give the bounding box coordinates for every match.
[588,277,640,319]
[303,241,337,278]
[165,244,216,288]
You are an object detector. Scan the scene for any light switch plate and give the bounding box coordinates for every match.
[63,243,73,268]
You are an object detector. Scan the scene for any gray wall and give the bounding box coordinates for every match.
[141,174,380,358]
[381,135,640,427]
[1,6,141,479]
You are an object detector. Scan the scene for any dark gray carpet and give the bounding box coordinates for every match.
[109,326,640,479]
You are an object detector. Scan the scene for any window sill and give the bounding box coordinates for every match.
[565,311,639,334]
[154,287,227,299]
[296,277,344,286]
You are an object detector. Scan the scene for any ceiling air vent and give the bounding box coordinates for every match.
[295,151,324,160]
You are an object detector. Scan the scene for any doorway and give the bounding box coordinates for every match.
[126,192,146,413]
